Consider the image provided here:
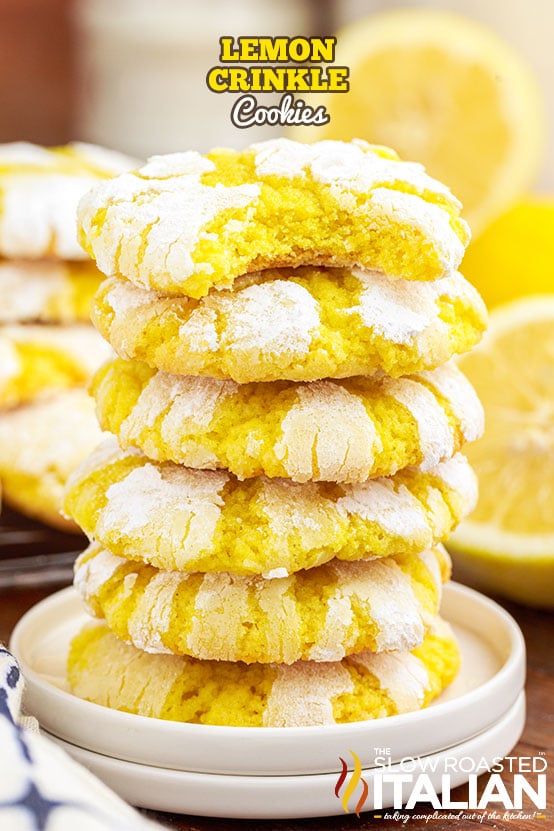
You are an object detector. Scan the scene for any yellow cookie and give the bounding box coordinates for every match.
[64,438,476,575]
[92,359,483,483]
[0,142,135,260]
[93,268,486,383]
[0,260,102,323]
[0,324,112,409]
[74,542,450,664]
[78,138,470,298]
[68,618,460,726]
[0,389,104,531]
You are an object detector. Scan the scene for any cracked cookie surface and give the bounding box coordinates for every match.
[0,142,135,260]
[78,138,469,298]
[64,438,476,575]
[67,617,460,726]
[91,359,483,483]
[92,267,486,382]
[74,543,450,664]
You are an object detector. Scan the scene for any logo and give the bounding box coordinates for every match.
[333,750,548,820]
[206,36,350,128]
[335,750,368,817]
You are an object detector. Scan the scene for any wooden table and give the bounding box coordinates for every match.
[1,509,552,831]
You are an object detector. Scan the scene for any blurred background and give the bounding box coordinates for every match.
[1,0,553,609]
[0,0,552,182]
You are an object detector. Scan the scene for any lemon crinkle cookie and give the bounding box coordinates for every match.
[0,260,103,323]
[0,389,104,531]
[93,268,487,383]
[64,438,476,575]
[78,138,470,298]
[74,543,450,664]
[0,142,135,260]
[0,324,112,409]
[68,618,460,726]
[92,359,483,483]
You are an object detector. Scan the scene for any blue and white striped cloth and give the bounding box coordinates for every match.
[0,645,161,831]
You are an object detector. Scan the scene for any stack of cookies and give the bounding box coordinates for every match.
[64,139,487,726]
[0,142,134,530]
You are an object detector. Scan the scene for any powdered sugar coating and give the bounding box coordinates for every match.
[349,650,428,712]
[1,323,112,378]
[127,372,237,433]
[336,479,429,538]
[74,547,121,603]
[64,438,476,575]
[265,662,354,726]
[309,558,425,660]
[0,339,19,386]
[64,434,138,490]
[120,372,238,470]
[0,388,103,478]
[127,572,182,654]
[0,388,104,529]
[78,151,260,290]
[187,573,255,660]
[0,141,133,172]
[106,279,158,315]
[1,262,66,321]
[418,365,485,441]
[68,621,459,726]
[1,176,102,259]
[253,138,465,272]
[353,269,479,342]
[92,268,487,383]
[433,452,479,501]
[100,463,228,551]
[252,139,455,200]
[0,142,135,259]
[78,138,469,297]
[0,260,102,323]
[274,381,383,481]
[371,186,465,272]
[385,377,455,471]
[0,143,53,164]
[74,544,447,664]
[186,279,320,358]
[92,359,483,483]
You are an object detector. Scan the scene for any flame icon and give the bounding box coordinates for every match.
[335,750,369,817]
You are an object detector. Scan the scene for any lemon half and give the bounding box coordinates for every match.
[449,295,554,607]
[290,9,545,235]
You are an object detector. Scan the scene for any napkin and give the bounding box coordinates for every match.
[0,645,162,830]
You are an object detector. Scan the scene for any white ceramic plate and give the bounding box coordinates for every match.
[11,582,525,776]
[44,692,525,819]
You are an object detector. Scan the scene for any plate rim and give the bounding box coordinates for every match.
[41,692,526,819]
[10,581,526,775]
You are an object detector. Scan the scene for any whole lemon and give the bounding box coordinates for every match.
[462,198,554,308]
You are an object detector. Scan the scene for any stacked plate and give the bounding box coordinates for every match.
[11,581,525,819]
